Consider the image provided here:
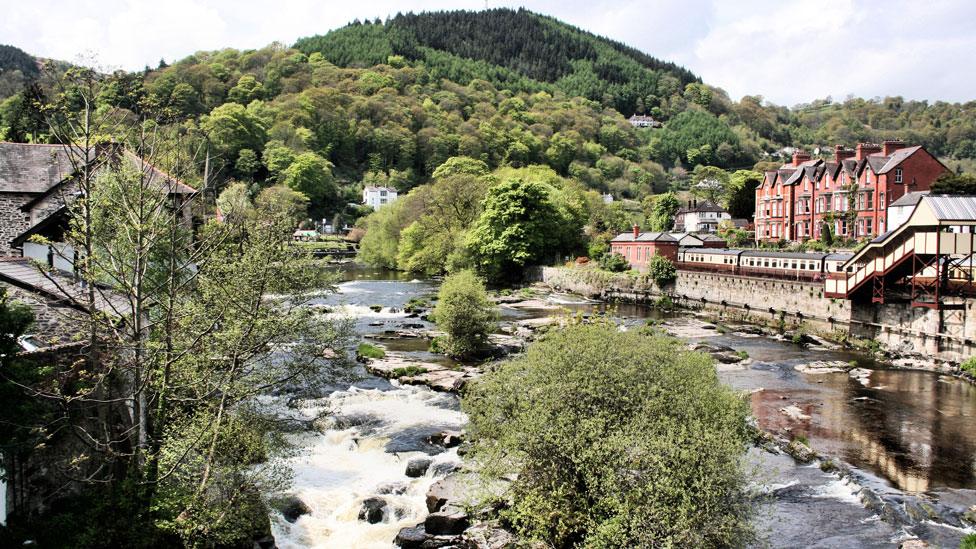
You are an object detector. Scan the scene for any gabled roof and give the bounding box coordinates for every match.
[888,191,929,208]
[676,200,726,213]
[0,257,131,316]
[876,146,923,174]
[0,143,74,194]
[611,231,678,243]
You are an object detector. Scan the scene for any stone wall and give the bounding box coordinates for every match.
[1,282,86,347]
[0,193,33,255]
[540,266,976,362]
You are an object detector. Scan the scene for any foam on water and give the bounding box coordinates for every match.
[811,476,862,504]
[270,384,465,549]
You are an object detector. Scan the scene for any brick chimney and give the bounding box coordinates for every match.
[633,224,640,238]
[834,145,855,163]
[792,150,811,166]
[882,139,905,156]
[856,142,882,161]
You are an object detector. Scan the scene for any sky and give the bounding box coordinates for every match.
[2,0,974,106]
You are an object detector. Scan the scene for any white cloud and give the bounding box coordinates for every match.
[1,0,974,105]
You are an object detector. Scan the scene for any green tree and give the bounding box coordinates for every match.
[201,102,268,165]
[465,179,579,281]
[433,270,496,357]
[727,169,762,219]
[227,74,265,105]
[691,165,730,205]
[463,323,755,548]
[930,172,976,195]
[281,152,337,208]
[645,191,681,232]
[647,254,677,287]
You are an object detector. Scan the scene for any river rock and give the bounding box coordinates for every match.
[899,540,929,549]
[849,368,873,386]
[794,360,851,374]
[395,525,429,548]
[785,439,816,463]
[424,505,470,535]
[271,494,311,523]
[358,496,387,524]
[427,430,463,448]
[779,404,811,421]
[461,520,517,549]
[406,457,433,477]
[426,476,460,512]
[431,461,461,476]
[377,481,409,495]
[253,535,276,549]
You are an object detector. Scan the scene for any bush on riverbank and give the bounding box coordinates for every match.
[462,323,755,547]
[357,343,386,360]
[433,270,497,358]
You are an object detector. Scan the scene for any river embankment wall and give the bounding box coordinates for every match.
[538,266,976,363]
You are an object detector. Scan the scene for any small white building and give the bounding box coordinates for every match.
[363,186,398,209]
[627,114,661,128]
[886,191,929,232]
[601,193,614,204]
[674,200,731,233]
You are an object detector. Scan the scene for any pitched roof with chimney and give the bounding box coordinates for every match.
[676,200,726,214]
[611,231,678,243]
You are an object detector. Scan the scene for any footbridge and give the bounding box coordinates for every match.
[824,196,976,309]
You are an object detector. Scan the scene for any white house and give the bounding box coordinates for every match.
[627,114,661,128]
[886,191,929,232]
[363,186,398,209]
[674,200,731,233]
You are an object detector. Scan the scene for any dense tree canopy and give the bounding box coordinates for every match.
[463,323,754,547]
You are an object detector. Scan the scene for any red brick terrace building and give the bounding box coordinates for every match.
[755,141,947,242]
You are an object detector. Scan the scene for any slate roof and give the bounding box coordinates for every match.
[611,231,678,243]
[888,191,929,208]
[0,143,74,194]
[676,200,726,214]
[877,146,923,174]
[0,257,131,316]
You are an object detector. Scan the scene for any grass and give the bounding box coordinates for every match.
[735,350,749,360]
[392,366,428,377]
[356,343,386,360]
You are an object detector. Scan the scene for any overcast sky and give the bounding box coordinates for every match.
[2,0,974,106]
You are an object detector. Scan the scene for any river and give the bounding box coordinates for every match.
[267,265,976,548]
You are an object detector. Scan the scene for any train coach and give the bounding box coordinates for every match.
[676,247,853,281]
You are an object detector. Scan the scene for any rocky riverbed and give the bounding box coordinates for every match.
[264,266,976,548]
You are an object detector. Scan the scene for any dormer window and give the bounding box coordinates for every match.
[865,171,872,185]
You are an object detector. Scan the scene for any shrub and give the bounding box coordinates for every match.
[736,350,749,360]
[961,356,976,376]
[647,255,677,287]
[961,533,976,549]
[599,252,630,272]
[356,343,386,360]
[463,323,755,547]
[433,270,496,358]
[391,366,428,377]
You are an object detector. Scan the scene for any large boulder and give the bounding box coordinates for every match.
[271,494,311,523]
[358,496,388,524]
[405,457,433,478]
[785,439,816,463]
[376,481,409,495]
[424,505,470,536]
[461,521,517,549]
[431,461,461,477]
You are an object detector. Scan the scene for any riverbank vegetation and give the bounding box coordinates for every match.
[462,322,755,547]
[433,270,497,357]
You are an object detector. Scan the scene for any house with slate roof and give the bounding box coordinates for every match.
[610,225,678,270]
[755,141,947,243]
[674,200,731,233]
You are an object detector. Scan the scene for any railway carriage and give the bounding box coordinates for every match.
[675,248,855,282]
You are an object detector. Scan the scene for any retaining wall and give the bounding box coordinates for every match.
[539,266,976,363]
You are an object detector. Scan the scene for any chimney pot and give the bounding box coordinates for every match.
[882,139,905,156]
[633,224,640,238]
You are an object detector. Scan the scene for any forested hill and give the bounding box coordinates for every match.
[294,8,700,117]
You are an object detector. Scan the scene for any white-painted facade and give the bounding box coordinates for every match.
[362,186,398,209]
